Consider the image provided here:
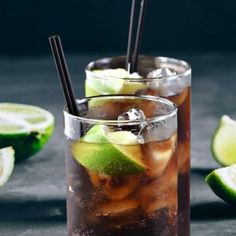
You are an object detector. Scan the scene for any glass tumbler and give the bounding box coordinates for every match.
[64,95,177,236]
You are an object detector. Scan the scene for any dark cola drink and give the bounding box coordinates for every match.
[85,56,191,236]
[64,95,178,235]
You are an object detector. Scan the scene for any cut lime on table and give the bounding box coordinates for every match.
[0,147,15,186]
[206,165,236,206]
[0,103,54,161]
[72,125,146,176]
[86,68,147,96]
[211,115,236,166]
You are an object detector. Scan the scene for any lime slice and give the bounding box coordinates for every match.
[107,131,139,145]
[86,69,124,95]
[0,103,54,161]
[206,165,236,205]
[120,81,148,94]
[0,147,15,186]
[85,80,100,96]
[72,125,146,176]
[211,115,236,166]
[85,68,147,96]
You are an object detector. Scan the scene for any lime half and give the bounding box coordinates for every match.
[0,147,15,186]
[0,103,54,161]
[206,165,236,206]
[72,125,146,176]
[211,115,236,166]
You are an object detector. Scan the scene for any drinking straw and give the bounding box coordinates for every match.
[126,0,147,73]
[49,35,79,116]
[126,0,137,73]
[132,0,147,72]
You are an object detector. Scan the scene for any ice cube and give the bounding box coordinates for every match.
[117,108,147,138]
[103,176,139,200]
[147,67,191,97]
[95,199,139,217]
[147,68,176,79]
[145,188,177,213]
[142,134,177,178]
[88,172,139,200]
[118,108,146,122]
[147,68,178,97]
[139,113,177,143]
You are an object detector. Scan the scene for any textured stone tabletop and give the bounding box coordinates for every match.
[0,53,236,236]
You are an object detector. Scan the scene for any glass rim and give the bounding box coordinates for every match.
[85,55,191,82]
[64,95,177,126]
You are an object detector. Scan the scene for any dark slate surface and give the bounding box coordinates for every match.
[0,53,236,236]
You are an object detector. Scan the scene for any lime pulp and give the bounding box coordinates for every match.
[211,115,236,166]
[85,68,147,96]
[0,103,54,161]
[72,125,146,176]
[0,147,15,186]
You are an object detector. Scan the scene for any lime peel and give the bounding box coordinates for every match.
[206,165,236,206]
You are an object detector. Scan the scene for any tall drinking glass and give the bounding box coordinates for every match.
[85,56,191,236]
[64,95,177,235]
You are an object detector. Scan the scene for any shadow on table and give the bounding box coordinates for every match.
[191,167,214,176]
[191,201,236,220]
[0,199,66,222]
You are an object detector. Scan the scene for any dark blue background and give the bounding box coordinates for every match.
[1,0,236,55]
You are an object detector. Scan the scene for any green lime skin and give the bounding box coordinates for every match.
[206,169,236,206]
[0,125,54,162]
[73,141,145,177]
[72,125,146,177]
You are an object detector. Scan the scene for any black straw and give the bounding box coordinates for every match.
[126,0,137,73]
[126,0,147,73]
[49,35,79,116]
[132,0,147,72]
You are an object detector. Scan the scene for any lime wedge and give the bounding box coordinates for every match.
[0,103,54,161]
[0,147,15,186]
[86,69,124,95]
[206,165,236,205]
[93,68,131,78]
[120,81,148,94]
[211,115,236,166]
[72,125,146,176]
[107,131,139,145]
[85,80,100,96]
[85,68,147,96]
